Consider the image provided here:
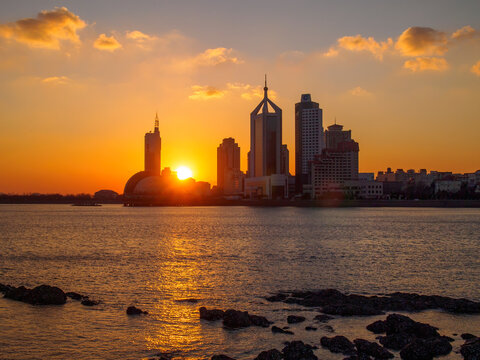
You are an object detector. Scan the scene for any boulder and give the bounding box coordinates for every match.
[287,315,306,324]
[199,307,225,321]
[354,339,394,359]
[282,341,317,360]
[460,337,480,360]
[321,336,356,355]
[0,283,11,293]
[250,314,272,328]
[462,334,478,340]
[254,349,283,360]
[66,291,85,301]
[223,309,252,328]
[266,293,288,302]
[400,337,452,360]
[4,284,66,305]
[81,299,99,306]
[379,333,416,351]
[314,314,333,322]
[305,326,317,331]
[367,320,387,334]
[271,326,294,335]
[127,306,148,315]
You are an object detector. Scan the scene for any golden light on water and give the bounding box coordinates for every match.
[176,166,193,180]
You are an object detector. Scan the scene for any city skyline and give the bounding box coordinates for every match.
[1,1,480,193]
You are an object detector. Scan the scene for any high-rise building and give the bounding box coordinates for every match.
[311,123,359,198]
[248,77,282,178]
[281,144,289,177]
[295,94,324,193]
[144,113,162,175]
[217,138,243,195]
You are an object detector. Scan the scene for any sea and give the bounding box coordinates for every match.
[0,204,479,360]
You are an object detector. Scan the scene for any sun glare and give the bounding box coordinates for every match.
[175,166,193,180]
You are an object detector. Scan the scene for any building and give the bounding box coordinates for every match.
[295,94,324,193]
[343,180,383,199]
[245,78,288,199]
[144,113,162,175]
[311,123,359,198]
[217,138,243,195]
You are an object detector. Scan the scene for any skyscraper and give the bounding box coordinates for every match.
[217,137,243,194]
[248,77,282,178]
[295,94,324,193]
[144,113,161,175]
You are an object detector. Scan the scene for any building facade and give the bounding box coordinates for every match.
[311,123,359,198]
[144,113,162,175]
[217,137,243,195]
[295,94,324,193]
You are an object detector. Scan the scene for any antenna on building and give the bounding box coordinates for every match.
[334,116,337,125]
[154,112,159,132]
[264,74,267,89]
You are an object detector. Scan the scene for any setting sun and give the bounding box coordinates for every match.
[175,166,193,180]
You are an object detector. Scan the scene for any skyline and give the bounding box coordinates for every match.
[1,1,480,194]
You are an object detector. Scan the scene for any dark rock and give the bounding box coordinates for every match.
[175,298,199,303]
[354,339,394,359]
[283,326,290,329]
[266,293,288,302]
[127,306,148,315]
[272,326,294,335]
[66,291,85,301]
[250,314,272,328]
[367,320,387,334]
[384,314,439,338]
[460,337,480,360]
[321,336,356,356]
[81,299,99,306]
[321,324,335,333]
[5,284,66,305]
[344,354,373,360]
[462,334,478,340]
[0,283,11,293]
[400,337,452,360]
[199,307,225,321]
[282,341,317,360]
[223,309,252,328]
[211,355,236,360]
[287,315,306,324]
[305,326,317,331]
[379,333,416,351]
[314,314,333,322]
[254,349,283,360]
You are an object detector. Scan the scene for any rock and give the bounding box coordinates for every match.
[254,349,283,360]
[127,306,148,315]
[400,337,452,360]
[462,334,478,340]
[322,304,384,316]
[223,309,252,328]
[321,336,356,356]
[250,314,272,328]
[4,284,66,305]
[66,291,85,300]
[199,307,225,321]
[305,326,317,331]
[384,314,439,338]
[314,314,333,322]
[287,315,306,324]
[81,299,99,306]
[379,333,416,351]
[344,354,373,360]
[271,326,294,335]
[367,320,387,334]
[460,337,480,360]
[211,355,236,360]
[0,283,11,293]
[282,341,318,360]
[266,293,288,302]
[175,298,199,303]
[354,339,394,359]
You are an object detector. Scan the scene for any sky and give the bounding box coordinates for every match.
[0,0,479,194]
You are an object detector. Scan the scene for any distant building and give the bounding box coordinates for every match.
[144,113,162,175]
[435,180,462,194]
[311,123,359,198]
[217,138,243,195]
[245,77,288,199]
[344,180,383,199]
[94,190,119,200]
[359,173,375,181]
[295,94,324,194]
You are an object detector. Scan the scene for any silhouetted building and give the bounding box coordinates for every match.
[311,123,359,198]
[94,190,119,200]
[295,94,324,193]
[145,113,162,174]
[245,78,288,199]
[217,138,243,195]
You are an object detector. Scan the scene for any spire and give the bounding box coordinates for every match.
[264,74,268,97]
[154,112,159,132]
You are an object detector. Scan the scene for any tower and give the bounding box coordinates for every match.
[248,76,282,177]
[295,94,324,193]
[144,113,162,175]
[217,137,242,194]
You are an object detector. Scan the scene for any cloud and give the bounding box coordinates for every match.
[403,57,448,72]
[451,25,477,40]
[337,35,393,60]
[126,30,154,41]
[349,86,372,96]
[93,33,122,52]
[193,47,242,66]
[188,85,225,100]
[395,27,447,56]
[472,61,480,76]
[41,76,70,85]
[0,7,86,49]
[323,47,339,57]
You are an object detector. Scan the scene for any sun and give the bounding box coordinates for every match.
[175,166,193,180]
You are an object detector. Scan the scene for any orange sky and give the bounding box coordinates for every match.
[0,3,479,194]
